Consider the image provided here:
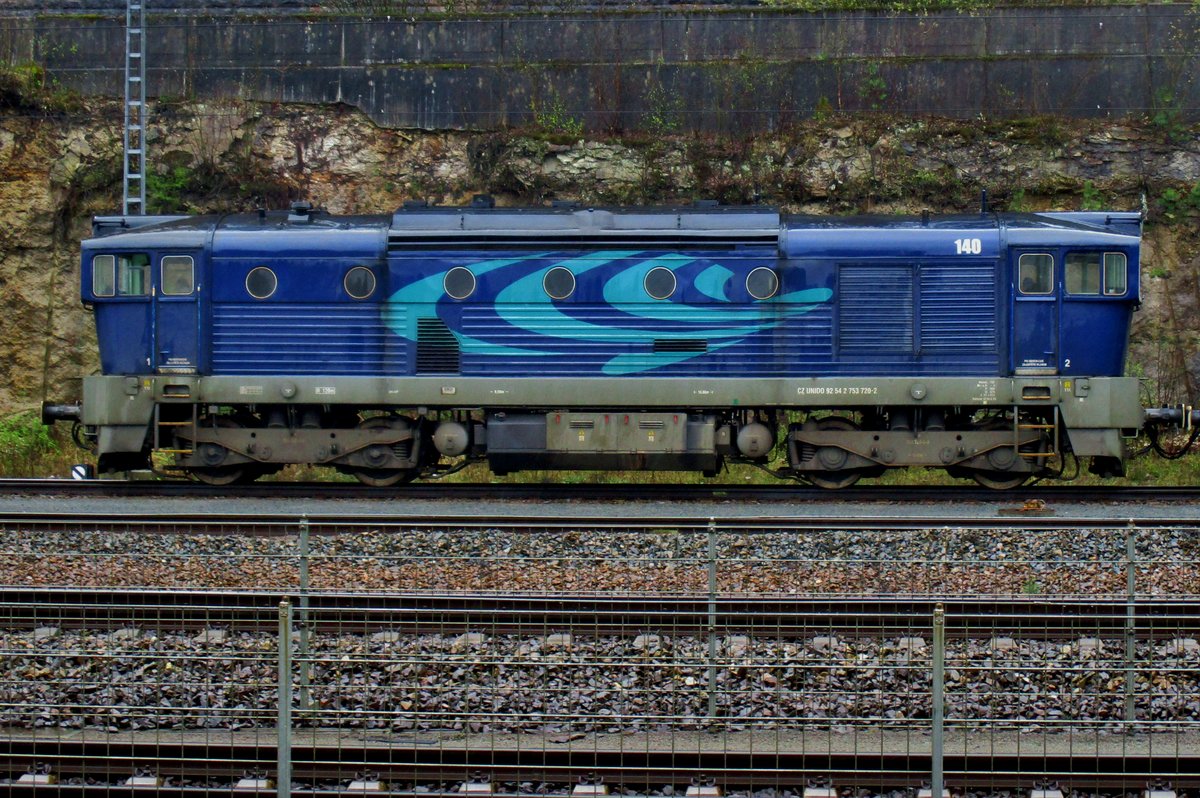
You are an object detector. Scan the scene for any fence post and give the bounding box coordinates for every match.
[278,599,293,798]
[706,517,718,720]
[1124,520,1137,725]
[298,515,312,710]
[931,603,945,798]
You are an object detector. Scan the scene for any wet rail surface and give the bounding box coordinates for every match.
[4,478,1200,505]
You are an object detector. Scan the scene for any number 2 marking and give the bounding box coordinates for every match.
[1064,358,1071,369]
[954,238,982,255]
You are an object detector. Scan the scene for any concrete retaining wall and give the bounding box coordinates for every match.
[1,6,1197,129]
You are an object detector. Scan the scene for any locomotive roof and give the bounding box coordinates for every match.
[388,205,781,245]
[783,212,1139,259]
[85,207,1140,253]
[784,211,1140,236]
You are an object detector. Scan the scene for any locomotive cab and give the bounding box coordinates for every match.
[1008,212,1140,377]
[83,216,205,376]
[78,216,203,471]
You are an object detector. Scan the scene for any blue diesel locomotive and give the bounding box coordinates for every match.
[48,200,1149,488]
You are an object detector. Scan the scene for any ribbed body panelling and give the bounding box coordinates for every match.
[460,305,834,377]
[835,261,1001,375]
[839,266,914,352]
[919,263,998,351]
[212,303,406,375]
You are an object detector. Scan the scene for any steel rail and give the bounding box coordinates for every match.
[4,734,1198,793]
[3,588,1197,637]
[3,478,1200,504]
[1,511,1199,531]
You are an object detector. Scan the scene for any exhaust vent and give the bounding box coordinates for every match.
[653,339,707,353]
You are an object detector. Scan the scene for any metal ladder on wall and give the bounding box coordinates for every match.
[123,0,147,216]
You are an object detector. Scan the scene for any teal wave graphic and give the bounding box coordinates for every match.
[383,253,832,374]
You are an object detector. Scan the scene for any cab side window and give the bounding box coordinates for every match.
[1065,253,1101,294]
[1018,253,1053,295]
[117,254,150,296]
[92,255,116,297]
[161,255,195,296]
[1066,252,1126,296]
[1103,252,1127,295]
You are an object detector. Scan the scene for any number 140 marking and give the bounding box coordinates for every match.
[954,238,983,255]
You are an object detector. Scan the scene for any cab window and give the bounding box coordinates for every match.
[92,254,115,297]
[1103,252,1127,295]
[1066,252,1126,296]
[1018,253,1053,295]
[161,255,194,296]
[117,254,150,296]
[1065,253,1101,294]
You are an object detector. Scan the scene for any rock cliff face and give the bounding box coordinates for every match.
[1,98,1197,415]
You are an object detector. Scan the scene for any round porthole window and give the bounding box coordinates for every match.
[344,266,376,300]
[644,267,677,300]
[246,266,277,299]
[444,267,476,300]
[543,267,575,300]
[746,267,779,300]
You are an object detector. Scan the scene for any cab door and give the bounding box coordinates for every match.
[154,252,201,373]
[1011,251,1058,375]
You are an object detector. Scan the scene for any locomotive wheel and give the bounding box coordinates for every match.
[808,469,864,490]
[352,467,418,487]
[351,415,417,487]
[188,416,251,485]
[191,465,248,486]
[806,416,864,490]
[970,470,1030,490]
[967,415,1041,490]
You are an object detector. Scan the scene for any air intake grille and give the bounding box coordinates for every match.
[839,265,914,352]
[653,339,708,353]
[416,317,460,374]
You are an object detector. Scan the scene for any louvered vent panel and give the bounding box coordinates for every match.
[653,339,708,353]
[212,303,405,375]
[920,264,998,351]
[416,317,461,374]
[839,265,914,352]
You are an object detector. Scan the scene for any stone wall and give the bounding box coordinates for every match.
[2,6,1198,131]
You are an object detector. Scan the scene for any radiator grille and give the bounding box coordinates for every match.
[839,265,914,352]
[920,263,998,350]
[416,317,461,374]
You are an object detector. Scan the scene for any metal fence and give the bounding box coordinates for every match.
[1,515,1198,794]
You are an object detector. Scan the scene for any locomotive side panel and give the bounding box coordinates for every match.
[387,247,835,380]
[62,206,1148,486]
[833,258,1002,376]
[208,221,393,376]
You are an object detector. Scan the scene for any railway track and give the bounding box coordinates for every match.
[3,510,1200,532]
[3,588,1198,638]
[5,729,1199,794]
[3,513,1197,794]
[3,478,1200,505]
